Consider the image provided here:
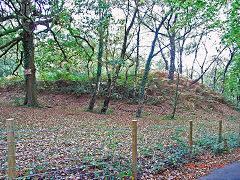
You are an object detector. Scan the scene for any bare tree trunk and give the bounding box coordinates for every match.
[168,14,177,80]
[100,33,111,114]
[101,76,111,114]
[22,0,38,107]
[159,42,169,70]
[168,32,176,80]
[171,72,180,119]
[200,66,204,84]
[222,49,234,93]
[88,32,104,110]
[200,43,208,85]
[124,62,134,86]
[136,10,171,117]
[213,63,218,90]
[87,60,90,80]
[133,25,140,98]
[190,33,203,79]
[179,38,186,74]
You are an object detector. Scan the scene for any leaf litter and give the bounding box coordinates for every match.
[0,89,239,179]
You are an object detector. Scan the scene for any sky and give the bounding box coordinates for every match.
[111,6,230,77]
[35,1,230,79]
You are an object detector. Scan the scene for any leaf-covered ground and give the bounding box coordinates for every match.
[0,86,239,179]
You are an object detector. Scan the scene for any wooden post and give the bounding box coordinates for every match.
[189,121,193,154]
[6,118,16,180]
[132,120,137,180]
[218,120,222,143]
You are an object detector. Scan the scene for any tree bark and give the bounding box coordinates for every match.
[101,2,138,114]
[88,32,104,110]
[168,31,176,80]
[133,25,141,98]
[190,34,203,79]
[158,41,168,70]
[179,38,186,74]
[213,62,218,90]
[221,50,234,93]
[136,14,169,117]
[22,0,38,107]
[171,72,180,119]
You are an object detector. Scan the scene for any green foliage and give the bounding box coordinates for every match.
[13,97,25,107]
[221,0,240,47]
[221,57,240,106]
[0,61,16,77]
[194,133,239,155]
[0,75,24,86]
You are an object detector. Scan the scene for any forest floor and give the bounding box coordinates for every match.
[0,84,239,179]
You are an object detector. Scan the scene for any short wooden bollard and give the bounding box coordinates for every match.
[189,121,193,154]
[132,120,137,180]
[218,120,222,143]
[6,118,16,179]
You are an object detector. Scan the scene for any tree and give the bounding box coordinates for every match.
[100,0,139,114]
[0,0,66,106]
[167,14,177,80]
[72,0,112,111]
[136,3,172,117]
[219,0,240,105]
[221,48,235,93]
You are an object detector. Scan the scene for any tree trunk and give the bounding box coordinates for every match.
[201,66,204,84]
[168,32,176,80]
[160,48,169,71]
[101,4,138,114]
[23,30,38,106]
[100,28,111,114]
[22,0,38,107]
[213,63,218,90]
[179,38,186,74]
[171,72,180,119]
[101,77,111,114]
[136,9,171,117]
[136,24,164,117]
[88,32,104,110]
[190,34,203,79]
[133,25,140,98]
[87,59,90,80]
[221,50,234,93]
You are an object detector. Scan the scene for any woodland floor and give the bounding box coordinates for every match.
[0,86,239,180]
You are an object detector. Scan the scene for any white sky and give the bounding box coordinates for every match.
[111,7,229,77]
[35,2,230,78]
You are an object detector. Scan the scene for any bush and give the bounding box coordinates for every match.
[0,75,24,86]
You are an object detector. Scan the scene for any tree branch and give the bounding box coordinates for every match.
[12,51,23,75]
[190,46,227,86]
[0,26,22,37]
[72,34,94,53]
[0,38,21,58]
[0,15,16,22]
[35,18,54,26]
[0,36,22,50]
[50,30,68,63]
